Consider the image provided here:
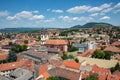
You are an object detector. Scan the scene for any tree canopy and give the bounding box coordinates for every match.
[47,77,60,80]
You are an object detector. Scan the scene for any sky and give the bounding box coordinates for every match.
[0,0,120,28]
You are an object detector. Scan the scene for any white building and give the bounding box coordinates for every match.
[40,30,49,45]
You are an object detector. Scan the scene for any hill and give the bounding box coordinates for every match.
[0,28,42,33]
[71,22,113,28]
[71,25,81,28]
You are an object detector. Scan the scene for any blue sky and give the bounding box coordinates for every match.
[0,0,120,28]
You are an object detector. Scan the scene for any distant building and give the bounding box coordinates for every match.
[75,41,96,53]
[40,30,49,45]
[45,40,68,53]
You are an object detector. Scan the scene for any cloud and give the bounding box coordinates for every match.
[58,16,70,21]
[59,15,94,22]
[101,8,113,13]
[7,11,44,20]
[72,17,94,22]
[67,3,112,14]
[90,13,99,17]
[30,15,44,20]
[114,9,120,13]
[0,10,9,17]
[32,10,39,13]
[44,18,55,23]
[52,9,63,13]
[88,3,111,12]
[67,5,91,14]
[114,2,120,8]
[100,16,110,20]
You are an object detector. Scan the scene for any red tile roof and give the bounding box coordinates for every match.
[46,40,68,45]
[42,72,51,79]
[0,50,8,60]
[79,49,94,57]
[92,64,110,75]
[39,64,47,75]
[49,59,63,67]
[62,60,80,69]
[104,45,120,52]
[0,59,34,72]
[112,41,120,46]
[0,54,7,61]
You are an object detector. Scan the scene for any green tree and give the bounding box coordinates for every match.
[7,50,17,62]
[68,44,78,52]
[110,63,120,73]
[24,40,28,44]
[61,53,68,60]
[68,55,74,59]
[92,50,105,59]
[75,58,79,63]
[104,51,113,60]
[11,44,27,53]
[86,74,98,80]
[47,77,60,80]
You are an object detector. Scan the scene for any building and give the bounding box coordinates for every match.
[10,68,33,80]
[75,41,96,53]
[40,30,49,45]
[21,50,51,64]
[0,59,34,77]
[45,40,68,53]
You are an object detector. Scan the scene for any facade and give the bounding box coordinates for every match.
[45,40,68,53]
[40,30,49,45]
[75,41,96,53]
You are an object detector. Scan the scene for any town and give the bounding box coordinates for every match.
[0,24,120,80]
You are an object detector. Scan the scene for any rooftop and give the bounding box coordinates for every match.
[46,39,68,45]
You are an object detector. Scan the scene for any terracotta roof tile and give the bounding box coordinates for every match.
[46,40,68,45]
[42,72,51,79]
[0,59,34,72]
[62,60,80,69]
[104,45,120,52]
[92,64,110,75]
[39,64,47,75]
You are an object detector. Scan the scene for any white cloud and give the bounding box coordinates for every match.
[30,15,44,20]
[32,10,39,13]
[67,3,112,14]
[72,17,94,22]
[114,2,120,8]
[52,9,63,13]
[88,3,111,12]
[7,11,44,20]
[0,10,9,17]
[100,16,110,20]
[67,5,91,14]
[114,9,120,13]
[58,16,70,21]
[101,8,113,13]
[59,16,94,22]
[44,18,55,23]
[90,13,99,17]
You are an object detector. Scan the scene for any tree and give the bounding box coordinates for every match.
[92,50,105,59]
[75,58,79,63]
[68,55,74,59]
[104,51,113,60]
[47,77,60,80]
[7,50,17,62]
[68,44,78,52]
[11,44,27,53]
[61,53,68,60]
[110,63,120,73]
[24,40,28,44]
[85,74,98,80]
